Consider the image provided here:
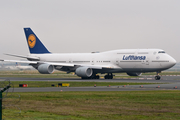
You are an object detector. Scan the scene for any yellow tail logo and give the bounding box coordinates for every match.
[28,34,36,48]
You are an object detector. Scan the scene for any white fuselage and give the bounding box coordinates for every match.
[29,49,176,74]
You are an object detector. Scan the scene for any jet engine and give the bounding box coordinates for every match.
[37,64,54,74]
[126,72,142,76]
[75,67,93,78]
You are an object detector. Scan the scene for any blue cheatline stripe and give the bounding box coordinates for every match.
[24,28,51,54]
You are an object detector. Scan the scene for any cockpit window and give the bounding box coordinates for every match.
[158,51,165,53]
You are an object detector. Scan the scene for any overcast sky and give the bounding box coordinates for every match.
[0,0,180,62]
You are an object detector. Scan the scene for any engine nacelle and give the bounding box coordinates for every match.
[126,72,142,76]
[37,64,54,74]
[75,67,93,77]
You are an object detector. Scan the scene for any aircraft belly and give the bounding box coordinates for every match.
[93,68,124,73]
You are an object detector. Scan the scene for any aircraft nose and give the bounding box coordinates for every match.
[169,57,176,67]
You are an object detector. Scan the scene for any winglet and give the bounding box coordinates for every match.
[24,28,51,54]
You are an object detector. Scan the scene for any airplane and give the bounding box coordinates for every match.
[15,62,34,70]
[0,62,33,71]
[0,28,176,80]
[0,62,18,70]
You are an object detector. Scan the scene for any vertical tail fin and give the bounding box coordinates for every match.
[24,28,51,54]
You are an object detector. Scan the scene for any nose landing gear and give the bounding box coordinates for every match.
[155,75,161,80]
[155,72,161,80]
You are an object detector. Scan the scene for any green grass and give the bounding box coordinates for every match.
[2,91,180,120]
[6,81,157,88]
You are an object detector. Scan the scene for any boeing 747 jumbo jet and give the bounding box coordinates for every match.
[1,28,176,80]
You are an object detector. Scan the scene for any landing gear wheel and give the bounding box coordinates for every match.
[89,74,100,79]
[104,75,108,79]
[104,73,113,79]
[155,75,161,80]
[95,75,100,79]
[155,71,161,80]
[91,74,100,79]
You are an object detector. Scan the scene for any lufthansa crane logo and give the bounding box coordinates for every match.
[28,34,36,48]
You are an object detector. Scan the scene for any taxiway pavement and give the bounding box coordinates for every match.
[1,75,180,92]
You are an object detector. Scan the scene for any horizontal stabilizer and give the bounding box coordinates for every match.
[1,60,37,64]
[4,53,40,61]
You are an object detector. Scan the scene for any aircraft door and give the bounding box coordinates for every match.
[146,58,149,65]
[92,58,94,65]
[69,58,72,63]
[116,58,119,66]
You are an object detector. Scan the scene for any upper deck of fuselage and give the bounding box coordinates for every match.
[101,49,165,54]
[28,49,166,59]
[29,49,165,56]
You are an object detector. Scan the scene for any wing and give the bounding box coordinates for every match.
[0,59,114,69]
[2,54,115,69]
[43,62,115,69]
[0,59,74,67]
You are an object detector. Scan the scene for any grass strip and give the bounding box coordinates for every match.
[7,81,157,88]
[2,91,180,120]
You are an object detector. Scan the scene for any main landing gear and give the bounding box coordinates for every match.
[81,73,114,79]
[104,73,113,79]
[155,72,161,80]
[92,75,100,79]
[81,74,100,79]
